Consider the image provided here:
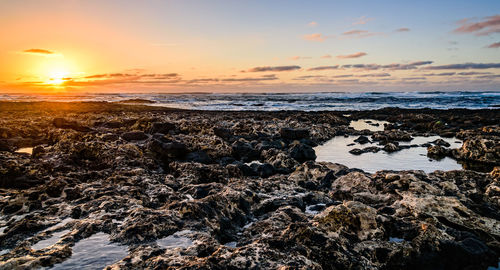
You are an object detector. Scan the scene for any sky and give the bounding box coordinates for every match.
[0,0,499,93]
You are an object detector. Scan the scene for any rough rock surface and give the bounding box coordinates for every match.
[0,102,498,269]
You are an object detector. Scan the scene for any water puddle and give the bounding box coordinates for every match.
[32,229,70,250]
[15,147,33,155]
[315,135,463,173]
[389,237,404,243]
[349,119,389,132]
[305,204,326,215]
[224,241,237,248]
[157,230,194,249]
[49,232,128,269]
[0,249,10,256]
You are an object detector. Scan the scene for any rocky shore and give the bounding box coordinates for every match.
[0,102,499,269]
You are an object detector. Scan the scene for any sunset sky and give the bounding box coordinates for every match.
[0,0,499,93]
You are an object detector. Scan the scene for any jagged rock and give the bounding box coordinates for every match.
[121,131,148,141]
[289,142,316,162]
[354,135,370,144]
[149,122,176,134]
[53,118,91,132]
[280,128,310,140]
[427,145,449,158]
[383,143,399,152]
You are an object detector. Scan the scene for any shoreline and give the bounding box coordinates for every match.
[0,101,499,269]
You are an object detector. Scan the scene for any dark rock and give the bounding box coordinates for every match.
[186,151,212,164]
[53,118,91,132]
[121,131,148,141]
[149,122,176,134]
[383,143,399,153]
[289,143,316,162]
[280,128,310,140]
[213,127,233,140]
[432,138,451,147]
[231,140,260,162]
[354,136,370,144]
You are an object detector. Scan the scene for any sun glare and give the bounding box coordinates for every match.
[46,69,70,85]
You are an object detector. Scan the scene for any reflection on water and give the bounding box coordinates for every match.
[49,232,127,269]
[315,135,463,173]
[15,147,33,155]
[157,230,194,249]
[349,119,389,132]
[32,229,70,250]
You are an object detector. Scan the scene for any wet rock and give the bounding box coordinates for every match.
[289,142,316,162]
[427,145,450,158]
[121,131,148,141]
[148,139,188,160]
[148,122,176,134]
[231,140,260,162]
[383,143,399,153]
[213,127,233,140]
[453,137,500,164]
[52,118,91,132]
[354,135,370,144]
[432,138,451,147]
[280,128,310,140]
[186,151,212,164]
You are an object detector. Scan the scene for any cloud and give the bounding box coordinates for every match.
[476,74,500,79]
[341,30,381,38]
[307,65,339,71]
[343,30,368,35]
[353,16,374,25]
[321,54,332,59]
[422,72,456,76]
[456,71,493,75]
[22,48,55,55]
[337,61,432,71]
[308,21,318,27]
[358,73,391,77]
[337,52,367,59]
[487,42,500,48]
[395,28,410,32]
[246,66,301,72]
[402,77,427,80]
[292,75,326,81]
[453,15,500,36]
[303,33,326,42]
[424,63,500,70]
[221,75,278,82]
[290,56,312,60]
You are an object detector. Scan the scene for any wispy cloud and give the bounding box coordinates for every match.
[335,61,432,71]
[246,65,301,72]
[221,75,278,82]
[487,42,500,48]
[453,15,500,36]
[358,73,390,77]
[395,27,410,32]
[424,63,500,70]
[456,71,493,75]
[302,33,326,42]
[337,52,367,59]
[422,72,456,76]
[353,16,374,25]
[341,30,381,38]
[22,48,56,55]
[321,54,332,59]
[290,56,312,60]
[307,65,339,71]
[308,21,318,27]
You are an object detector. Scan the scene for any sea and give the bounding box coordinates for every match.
[0,91,499,111]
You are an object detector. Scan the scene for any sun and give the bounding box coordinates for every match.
[46,69,70,85]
